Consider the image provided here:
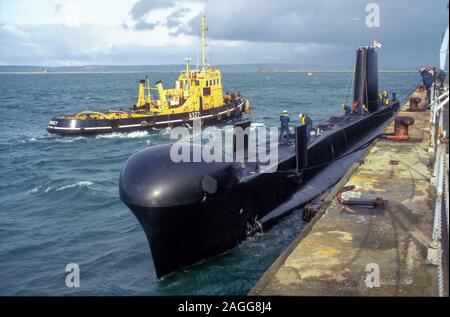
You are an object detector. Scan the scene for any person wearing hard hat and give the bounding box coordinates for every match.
[299,113,306,125]
[279,110,290,143]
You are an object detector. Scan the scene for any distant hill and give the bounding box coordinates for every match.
[0,64,419,73]
[0,65,187,73]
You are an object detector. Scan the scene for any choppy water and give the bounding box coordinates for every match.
[0,71,418,295]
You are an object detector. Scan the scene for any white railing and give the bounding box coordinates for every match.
[430,86,449,149]
[428,84,449,297]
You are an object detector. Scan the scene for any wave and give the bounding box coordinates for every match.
[95,131,149,139]
[55,136,87,143]
[16,135,85,145]
[55,181,93,191]
[158,127,172,136]
[25,185,42,194]
[19,136,45,144]
[27,181,93,194]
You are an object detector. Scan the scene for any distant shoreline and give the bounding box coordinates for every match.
[0,70,421,75]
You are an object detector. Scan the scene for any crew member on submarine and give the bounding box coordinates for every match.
[299,113,314,141]
[380,90,390,106]
[279,110,290,144]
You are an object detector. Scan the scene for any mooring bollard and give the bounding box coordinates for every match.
[394,116,415,137]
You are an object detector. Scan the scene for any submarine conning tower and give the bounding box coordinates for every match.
[353,46,379,114]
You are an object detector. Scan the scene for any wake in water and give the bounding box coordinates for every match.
[54,181,93,192]
[95,131,149,139]
[14,131,153,145]
[26,181,94,195]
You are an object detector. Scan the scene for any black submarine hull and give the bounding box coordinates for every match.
[120,102,399,278]
[47,99,246,136]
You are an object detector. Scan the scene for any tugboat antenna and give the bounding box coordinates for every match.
[184,57,191,75]
[201,15,208,71]
[146,75,151,101]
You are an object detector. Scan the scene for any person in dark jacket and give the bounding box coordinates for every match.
[419,67,435,104]
[279,110,290,143]
[436,69,446,88]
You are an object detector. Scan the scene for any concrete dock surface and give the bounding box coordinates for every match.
[251,94,440,296]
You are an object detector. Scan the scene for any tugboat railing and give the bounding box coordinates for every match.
[75,111,108,119]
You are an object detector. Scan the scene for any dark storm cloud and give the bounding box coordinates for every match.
[126,0,448,67]
[184,0,446,48]
[176,0,448,68]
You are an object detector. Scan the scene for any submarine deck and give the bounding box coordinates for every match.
[250,86,447,296]
[237,112,383,179]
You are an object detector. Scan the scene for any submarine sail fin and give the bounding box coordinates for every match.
[353,46,379,114]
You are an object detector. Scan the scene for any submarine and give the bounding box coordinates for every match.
[47,16,250,136]
[119,45,400,278]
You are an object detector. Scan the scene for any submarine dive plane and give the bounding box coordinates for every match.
[47,16,250,136]
[119,45,400,278]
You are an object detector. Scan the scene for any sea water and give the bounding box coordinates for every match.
[0,71,418,295]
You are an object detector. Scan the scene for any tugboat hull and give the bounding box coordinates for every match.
[47,100,246,136]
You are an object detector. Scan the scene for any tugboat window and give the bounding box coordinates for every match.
[195,80,200,86]
[203,87,211,96]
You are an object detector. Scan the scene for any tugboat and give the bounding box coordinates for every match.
[47,16,250,136]
[119,45,401,278]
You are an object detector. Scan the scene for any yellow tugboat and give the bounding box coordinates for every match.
[47,16,250,136]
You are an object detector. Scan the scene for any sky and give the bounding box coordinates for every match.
[0,0,448,69]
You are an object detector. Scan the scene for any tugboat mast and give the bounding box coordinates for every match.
[201,15,208,71]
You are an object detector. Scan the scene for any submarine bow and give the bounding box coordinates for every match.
[120,144,238,208]
[119,144,243,278]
